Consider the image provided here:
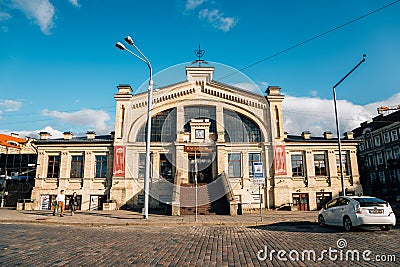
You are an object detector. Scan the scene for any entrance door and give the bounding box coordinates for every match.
[188,154,213,184]
[292,193,309,211]
[316,192,332,210]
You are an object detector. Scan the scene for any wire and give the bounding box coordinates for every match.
[216,0,400,81]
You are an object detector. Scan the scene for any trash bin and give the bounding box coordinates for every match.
[237,202,243,215]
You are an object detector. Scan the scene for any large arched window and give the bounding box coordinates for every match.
[136,108,177,142]
[224,109,263,142]
[183,106,216,133]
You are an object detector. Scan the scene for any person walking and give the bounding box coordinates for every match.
[69,192,78,216]
[54,190,65,217]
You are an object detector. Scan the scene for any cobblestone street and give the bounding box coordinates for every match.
[0,222,398,266]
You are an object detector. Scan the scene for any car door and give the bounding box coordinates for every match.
[331,197,350,225]
[323,198,339,225]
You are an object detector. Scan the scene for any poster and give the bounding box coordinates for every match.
[40,195,50,210]
[274,146,287,175]
[113,146,125,177]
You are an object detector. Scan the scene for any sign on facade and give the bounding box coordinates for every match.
[253,162,264,184]
[113,146,125,177]
[274,146,287,175]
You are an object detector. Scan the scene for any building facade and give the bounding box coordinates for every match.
[110,66,362,214]
[30,131,113,211]
[353,110,400,200]
[0,133,37,207]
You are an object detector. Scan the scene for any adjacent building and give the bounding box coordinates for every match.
[30,131,114,211]
[0,133,37,207]
[353,110,400,200]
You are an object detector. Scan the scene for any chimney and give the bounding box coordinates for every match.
[266,86,282,96]
[39,132,51,140]
[110,131,115,140]
[284,131,288,139]
[323,131,333,139]
[301,131,311,140]
[344,131,354,140]
[10,133,19,138]
[86,131,96,139]
[63,131,73,140]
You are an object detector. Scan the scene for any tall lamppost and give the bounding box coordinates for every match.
[333,54,366,196]
[116,36,153,219]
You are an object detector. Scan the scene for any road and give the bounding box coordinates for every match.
[0,222,398,266]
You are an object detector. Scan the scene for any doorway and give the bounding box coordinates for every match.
[292,193,309,211]
[316,192,332,210]
[188,154,214,184]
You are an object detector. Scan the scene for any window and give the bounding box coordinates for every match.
[291,154,304,177]
[368,154,375,168]
[376,152,383,165]
[378,171,385,183]
[397,169,400,182]
[95,155,107,178]
[184,106,216,133]
[394,147,400,159]
[314,154,327,176]
[366,139,372,150]
[374,136,381,147]
[336,153,349,176]
[370,172,376,183]
[359,142,365,152]
[391,129,398,141]
[248,153,261,177]
[160,154,173,182]
[136,108,177,142]
[384,132,390,143]
[386,149,393,160]
[228,153,241,178]
[138,153,146,179]
[47,155,60,178]
[224,109,262,142]
[70,155,84,178]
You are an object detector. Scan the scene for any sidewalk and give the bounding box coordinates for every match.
[0,208,318,227]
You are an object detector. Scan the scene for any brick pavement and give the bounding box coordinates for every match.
[0,208,320,227]
[0,223,398,266]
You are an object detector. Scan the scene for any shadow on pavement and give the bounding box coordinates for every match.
[249,221,399,233]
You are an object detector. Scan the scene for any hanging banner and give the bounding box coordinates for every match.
[113,146,126,177]
[274,146,287,175]
[253,162,264,184]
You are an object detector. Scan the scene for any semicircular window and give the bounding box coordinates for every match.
[224,109,263,142]
[136,108,177,142]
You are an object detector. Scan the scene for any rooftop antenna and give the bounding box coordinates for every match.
[192,45,208,66]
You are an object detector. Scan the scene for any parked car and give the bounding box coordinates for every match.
[318,196,396,231]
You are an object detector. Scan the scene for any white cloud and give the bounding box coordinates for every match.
[11,0,55,35]
[15,126,64,139]
[282,92,400,136]
[0,12,12,21]
[232,82,261,94]
[68,0,80,8]
[185,0,205,10]
[42,108,111,134]
[0,99,23,112]
[198,8,237,32]
[310,90,318,97]
[1,26,9,32]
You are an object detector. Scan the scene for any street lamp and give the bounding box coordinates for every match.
[116,36,153,219]
[333,54,366,196]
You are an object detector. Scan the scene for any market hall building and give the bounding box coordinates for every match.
[31,65,362,214]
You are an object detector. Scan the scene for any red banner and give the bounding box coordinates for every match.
[274,146,287,175]
[113,146,125,177]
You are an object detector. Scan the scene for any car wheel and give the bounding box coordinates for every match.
[380,225,392,231]
[343,216,352,232]
[318,215,326,227]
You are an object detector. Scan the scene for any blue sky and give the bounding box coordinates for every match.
[0,0,400,138]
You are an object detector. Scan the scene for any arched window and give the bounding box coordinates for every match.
[224,109,263,142]
[183,106,216,133]
[136,108,177,142]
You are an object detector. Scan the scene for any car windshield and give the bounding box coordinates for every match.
[353,197,387,207]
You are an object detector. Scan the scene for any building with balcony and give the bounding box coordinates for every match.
[353,110,400,200]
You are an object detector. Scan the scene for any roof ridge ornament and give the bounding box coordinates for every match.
[192,45,208,66]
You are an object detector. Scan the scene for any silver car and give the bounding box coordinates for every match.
[318,196,396,231]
